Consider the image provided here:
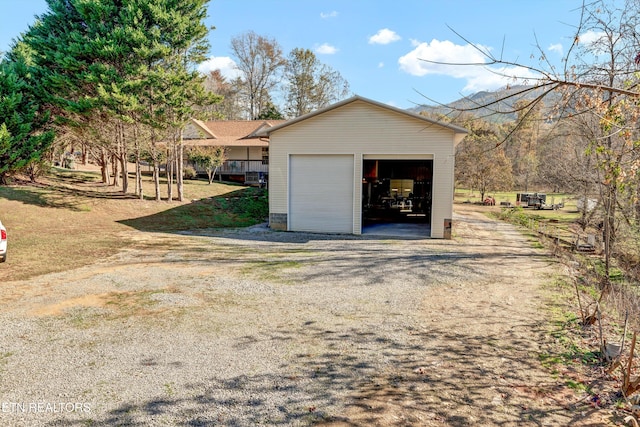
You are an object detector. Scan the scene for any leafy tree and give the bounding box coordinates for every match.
[188,146,227,184]
[504,100,542,191]
[283,48,350,117]
[230,31,286,120]
[189,146,227,184]
[0,55,54,184]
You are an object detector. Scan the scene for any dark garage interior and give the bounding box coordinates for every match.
[362,159,433,226]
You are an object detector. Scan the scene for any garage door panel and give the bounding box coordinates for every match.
[290,155,353,233]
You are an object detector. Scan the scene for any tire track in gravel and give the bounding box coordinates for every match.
[322,207,607,426]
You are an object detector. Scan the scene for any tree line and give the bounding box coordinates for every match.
[204,31,350,121]
[0,0,350,199]
[448,99,579,202]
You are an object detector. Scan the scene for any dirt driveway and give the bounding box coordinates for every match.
[0,206,606,426]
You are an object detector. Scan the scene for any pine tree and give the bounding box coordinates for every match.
[23,0,217,199]
[0,54,54,184]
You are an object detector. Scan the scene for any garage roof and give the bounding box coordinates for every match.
[259,95,469,137]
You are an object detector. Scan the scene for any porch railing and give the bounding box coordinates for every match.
[218,160,268,174]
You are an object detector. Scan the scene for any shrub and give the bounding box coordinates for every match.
[497,206,532,228]
[20,158,51,182]
[183,166,197,180]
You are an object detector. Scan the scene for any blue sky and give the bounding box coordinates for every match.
[0,0,585,109]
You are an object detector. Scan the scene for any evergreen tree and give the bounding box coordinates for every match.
[0,54,54,184]
[256,102,284,120]
[23,0,216,199]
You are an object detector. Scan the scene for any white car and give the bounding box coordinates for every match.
[0,220,6,263]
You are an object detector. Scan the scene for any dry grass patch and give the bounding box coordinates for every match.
[0,168,267,281]
[32,288,196,328]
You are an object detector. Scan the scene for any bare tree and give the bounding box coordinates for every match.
[230,31,286,120]
[564,0,640,282]
[283,48,350,117]
[536,119,597,196]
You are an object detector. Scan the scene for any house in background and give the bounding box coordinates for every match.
[263,96,467,238]
[183,119,286,185]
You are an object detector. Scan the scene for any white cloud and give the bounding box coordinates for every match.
[577,30,611,55]
[197,56,241,80]
[320,11,338,19]
[316,43,338,54]
[578,30,606,45]
[398,39,540,93]
[398,39,488,77]
[378,62,384,68]
[548,43,563,56]
[369,28,401,45]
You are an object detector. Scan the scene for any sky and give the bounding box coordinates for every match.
[0,0,586,109]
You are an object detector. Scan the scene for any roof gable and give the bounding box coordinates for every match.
[183,119,287,147]
[204,120,286,140]
[263,95,468,137]
[184,119,217,140]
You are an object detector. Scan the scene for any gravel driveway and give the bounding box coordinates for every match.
[0,206,587,426]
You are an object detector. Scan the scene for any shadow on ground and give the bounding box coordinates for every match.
[0,177,136,211]
[118,187,268,232]
[46,318,600,426]
[11,207,607,426]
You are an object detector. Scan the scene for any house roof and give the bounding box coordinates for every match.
[183,120,287,147]
[260,95,469,137]
[189,118,216,138]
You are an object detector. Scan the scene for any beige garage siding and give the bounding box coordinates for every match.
[267,97,466,238]
[289,154,354,233]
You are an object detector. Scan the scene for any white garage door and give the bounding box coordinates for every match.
[289,154,354,233]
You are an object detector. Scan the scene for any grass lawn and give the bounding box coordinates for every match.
[0,167,268,282]
[454,189,582,222]
[455,189,576,207]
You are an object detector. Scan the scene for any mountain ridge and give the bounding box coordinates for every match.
[410,85,560,124]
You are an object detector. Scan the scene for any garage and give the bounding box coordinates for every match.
[264,96,467,238]
[289,154,354,233]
